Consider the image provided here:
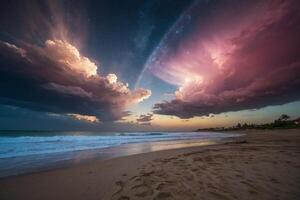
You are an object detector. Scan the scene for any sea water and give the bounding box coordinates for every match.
[0,131,239,177]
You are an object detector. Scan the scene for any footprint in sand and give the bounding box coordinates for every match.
[209,191,231,200]
[240,180,257,191]
[141,170,155,177]
[113,180,125,196]
[117,196,130,200]
[134,186,153,197]
[154,191,173,200]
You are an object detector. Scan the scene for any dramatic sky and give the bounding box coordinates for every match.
[0,0,300,131]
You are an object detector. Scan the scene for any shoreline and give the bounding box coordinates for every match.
[0,129,299,200]
[0,132,240,178]
[0,140,231,180]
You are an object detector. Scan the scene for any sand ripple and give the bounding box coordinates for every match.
[112,142,300,200]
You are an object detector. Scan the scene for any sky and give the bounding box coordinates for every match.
[0,0,300,131]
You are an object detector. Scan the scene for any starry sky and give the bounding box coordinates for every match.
[0,0,300,131]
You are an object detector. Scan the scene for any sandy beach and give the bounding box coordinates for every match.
[0,129,300,200]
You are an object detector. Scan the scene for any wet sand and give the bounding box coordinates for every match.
[0,129,300,200]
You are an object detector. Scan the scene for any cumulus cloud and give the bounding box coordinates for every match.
[136,113,153,125]
[69,114,99,123]
[151,0,300,118]
[137,113,153,122]
[44,40,97,77]
[0,39,151,121]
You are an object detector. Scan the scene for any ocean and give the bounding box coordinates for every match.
[0,131,240,178]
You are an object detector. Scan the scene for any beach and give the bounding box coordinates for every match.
[0,129,300,200]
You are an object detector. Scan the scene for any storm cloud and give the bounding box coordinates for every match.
[151,0,300,118]
[0,39,151,121]
[0,0,153,122]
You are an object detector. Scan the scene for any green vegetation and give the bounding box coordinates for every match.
[197,114,300,132]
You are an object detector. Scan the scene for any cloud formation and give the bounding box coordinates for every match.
[0,1,152,122]
[0,39,151,121]
[150,0,300,118]
[69,114,99,123]
[44,40,97,77]
[136,113,153,125]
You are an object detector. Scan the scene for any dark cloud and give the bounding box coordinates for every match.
[0,0,195,130]
[0,0,153,123]
[152,0,300,118]
[0,40,150,121]
[136,113,153,125]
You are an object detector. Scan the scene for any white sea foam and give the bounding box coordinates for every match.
[0,131,240,177]
[0,132,236,159]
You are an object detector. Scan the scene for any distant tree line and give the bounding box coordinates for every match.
[197,114,300,131]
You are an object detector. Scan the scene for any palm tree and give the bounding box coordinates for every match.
[278,114,290,121]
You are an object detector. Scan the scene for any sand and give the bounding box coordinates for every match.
[0,129,300,200]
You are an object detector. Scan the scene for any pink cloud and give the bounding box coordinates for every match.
[151,0,300,118]
[69,114,100,123]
